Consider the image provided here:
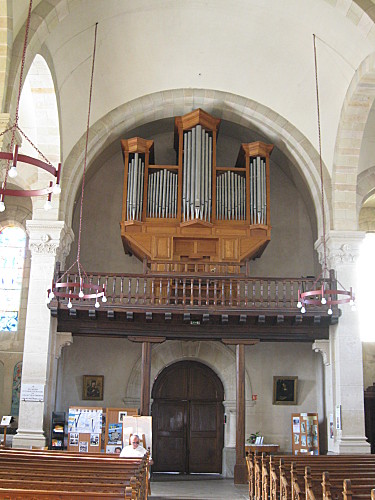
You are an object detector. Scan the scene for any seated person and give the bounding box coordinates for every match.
[120,434,147,458]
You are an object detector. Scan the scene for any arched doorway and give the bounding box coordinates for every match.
[151,360,224,473]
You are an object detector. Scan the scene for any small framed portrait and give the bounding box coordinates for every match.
[83,375,104,401]
[273,376,298,405]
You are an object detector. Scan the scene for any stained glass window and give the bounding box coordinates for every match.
[0,226,26,332]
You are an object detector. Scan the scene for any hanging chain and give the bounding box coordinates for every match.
[2,0,33,190]
[76,22,98,266]
[313,34,328,278]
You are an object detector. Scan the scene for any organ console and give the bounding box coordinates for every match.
[120,109,273,271]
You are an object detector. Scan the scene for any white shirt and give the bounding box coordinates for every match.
[120,444,147,458]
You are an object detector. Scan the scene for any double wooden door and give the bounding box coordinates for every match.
[151,361,224,473]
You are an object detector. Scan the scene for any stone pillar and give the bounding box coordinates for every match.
[316,230,369,453]
[44,332,73,439]
[312,339,331,453]
[12,221,73,449]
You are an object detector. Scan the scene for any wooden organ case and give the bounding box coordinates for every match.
[120,109,273,271]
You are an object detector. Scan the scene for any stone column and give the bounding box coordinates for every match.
[12,221,73,449]
[316,230,369,453]
[312,339,331,453]
[44,332,73,439]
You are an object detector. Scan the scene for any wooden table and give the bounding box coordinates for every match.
[245,444,279,455]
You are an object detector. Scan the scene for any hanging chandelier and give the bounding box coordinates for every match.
[0,0,61,213]
[297,35,355,316]
[47,22,106,308]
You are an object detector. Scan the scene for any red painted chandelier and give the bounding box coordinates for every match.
[297,35,355,316]
[0,0,61,213]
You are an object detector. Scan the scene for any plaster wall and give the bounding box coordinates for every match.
[35,0,373,173]
[66,127,318,277]
[58,337,321,454]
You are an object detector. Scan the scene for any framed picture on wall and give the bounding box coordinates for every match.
[273,376,298,405]
[83,375,104,401]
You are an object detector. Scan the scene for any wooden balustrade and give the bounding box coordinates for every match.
[51,267,335,316]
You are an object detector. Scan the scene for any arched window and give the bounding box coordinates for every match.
[0,226,27,332]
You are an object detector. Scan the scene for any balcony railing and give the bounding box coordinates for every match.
[50,269,336,316]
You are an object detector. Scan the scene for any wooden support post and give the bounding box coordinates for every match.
[234,343,247,484]
[140,341,151,416]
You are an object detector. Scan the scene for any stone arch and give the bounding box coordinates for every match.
[4,0,71,115]
[4,0,375,122]
[125,340,252,405]
[0,205,32,231]
[357,165,375,212]
[357,166,375,231]
[19,54,60,165]
[0,0,12,110]
[61,88,330,237]
[333,52,375,230]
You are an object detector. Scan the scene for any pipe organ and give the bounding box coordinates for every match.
[120,109,273,270]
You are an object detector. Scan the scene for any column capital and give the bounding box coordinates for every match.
[54,332,73,359]
[26,220,74,265]
[312,340,331,366]
[315,230,366,268]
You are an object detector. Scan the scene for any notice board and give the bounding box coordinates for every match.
[291,412,319,455]
[67,406,103,453]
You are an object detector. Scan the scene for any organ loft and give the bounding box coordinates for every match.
[120,109,273,271]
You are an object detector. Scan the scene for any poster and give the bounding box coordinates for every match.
[90,433,99,446]
[68,408,102,434]
[69,432,79,446]
[79,441,88,453]
[108,423,123,444]
[292,416,300,433]
[335,405,342,430]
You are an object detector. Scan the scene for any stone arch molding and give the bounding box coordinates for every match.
[61,88,329,236]
[333,52,375,231]
[124,340,252,405]
[5,0,375,117]
[357,165,375,213]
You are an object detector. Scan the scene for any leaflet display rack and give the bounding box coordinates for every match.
[104,407,138,454]
[67,406,103,453]
[50,411,65,450]
[291,412,319,455]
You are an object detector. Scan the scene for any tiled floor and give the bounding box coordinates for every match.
[149,474,249,499]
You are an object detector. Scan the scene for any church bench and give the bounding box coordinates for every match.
[0,487,133,499]
[0,450,150,500]
[302,468,375,500]
[247,454,375,500]
[0,478,137,493]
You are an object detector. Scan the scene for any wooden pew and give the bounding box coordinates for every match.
[247,453,375,500]
[0,449,150,500]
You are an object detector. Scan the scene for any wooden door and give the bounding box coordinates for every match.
[151,360,224,473]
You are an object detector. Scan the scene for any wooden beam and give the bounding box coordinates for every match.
[234,344,247,484]
[140,341,152,416]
